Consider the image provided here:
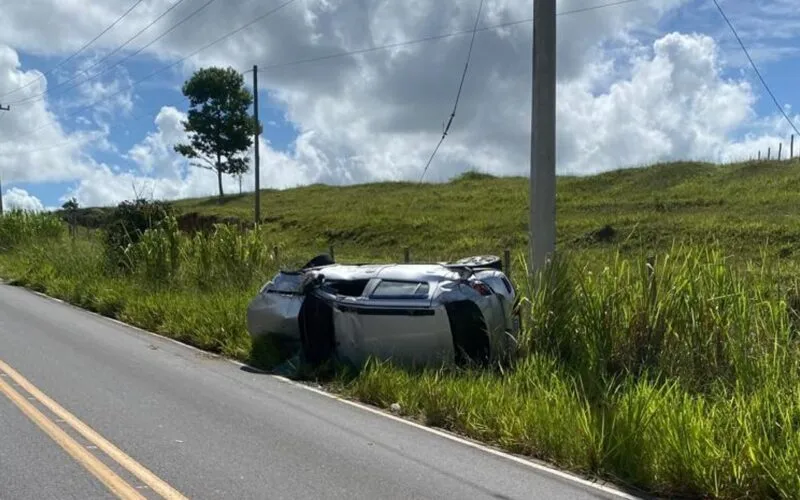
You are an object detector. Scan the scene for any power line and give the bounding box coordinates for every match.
[711,0,800,135]
[254,0,643,71]
[415,0,485,186]
[0,134,105,157]
[0,0,300,146]
[0,0,147,100]
[1,0,638,150]
[397,0,485,222]
[9,0,203,106]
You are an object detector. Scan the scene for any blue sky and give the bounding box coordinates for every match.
[8,51,301,207]
[1,0,799,209]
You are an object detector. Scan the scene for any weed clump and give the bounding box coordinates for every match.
[0,210,65,250]
[102,198,174,273]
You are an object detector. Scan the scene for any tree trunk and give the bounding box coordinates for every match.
[216,154,224,203]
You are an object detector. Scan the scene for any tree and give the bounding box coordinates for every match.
[61,197,79,238]
[61,197,79,211]
[174,66,260,202]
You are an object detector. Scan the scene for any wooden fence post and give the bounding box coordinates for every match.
[768,147,771,160]
[403,247,410,263]
[758,150,761,160]
[329,244,335,261]
[503,249,511,278]
[272,246,279,262]
[779,143,783,161]
[792,135,795,159]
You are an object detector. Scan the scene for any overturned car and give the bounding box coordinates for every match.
[246,254,521,369]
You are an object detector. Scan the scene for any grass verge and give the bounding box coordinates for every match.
[2,209,800,499]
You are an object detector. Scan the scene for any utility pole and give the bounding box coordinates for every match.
[529,0,557,275]
[0,104,9,217]
[252,65,261,226]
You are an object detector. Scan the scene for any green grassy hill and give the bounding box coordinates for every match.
[58,158,800,268]
[156,159,800,263]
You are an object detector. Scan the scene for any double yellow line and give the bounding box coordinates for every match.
[0,359,187,500]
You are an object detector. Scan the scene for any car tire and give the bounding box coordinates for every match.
[298,294,336,365]
[445,300,491,367]
[451,255,503,271]
[301,253,335,269]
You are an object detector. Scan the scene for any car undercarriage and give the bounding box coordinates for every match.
[246,254,521,370]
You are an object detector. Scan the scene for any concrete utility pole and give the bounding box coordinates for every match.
[529,0,557,274]
[252,65,261,226]
[0,104,9,217]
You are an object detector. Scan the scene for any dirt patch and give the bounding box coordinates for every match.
[576,224,617,245]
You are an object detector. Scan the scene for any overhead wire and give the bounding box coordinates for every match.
[254,0,644,72]
[710,0,800,135]
[399,0,644,220]
[0,0,300,146]
[2,0,643,154]
[414,0,484,187]
[0,0,148,100]
[9,0,206,106]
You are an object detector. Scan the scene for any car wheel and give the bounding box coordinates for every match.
[298,294,336,365]
[452,255,503,271]
[444,300,491,367]
[301,253,335,269]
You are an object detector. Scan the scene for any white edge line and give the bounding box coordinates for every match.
[12,283,640,500]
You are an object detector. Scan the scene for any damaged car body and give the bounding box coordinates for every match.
[246,254,521,369]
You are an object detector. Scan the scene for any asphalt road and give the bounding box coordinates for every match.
[0,283,632,500]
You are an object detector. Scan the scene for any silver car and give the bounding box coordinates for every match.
[246,254,521,368]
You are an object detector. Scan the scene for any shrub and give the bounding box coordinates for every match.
[102,198,175,272]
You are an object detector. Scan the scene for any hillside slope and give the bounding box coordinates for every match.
[64,160,800,263]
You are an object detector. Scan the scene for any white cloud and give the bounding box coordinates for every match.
[126,106,187,177]
[555,31,759,174]
[0,0,799,207]
[63,104,316,206]
[0,45,104,184]
[2,187,45,212]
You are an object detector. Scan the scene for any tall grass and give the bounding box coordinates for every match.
[347,248,800,498]
[2,212,800,498]
[125,216,281,291]
[516,248,798,396]
[0,210,65,250]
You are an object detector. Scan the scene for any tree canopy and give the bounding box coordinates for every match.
[174,66,261,201]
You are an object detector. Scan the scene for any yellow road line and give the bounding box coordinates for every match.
[0,374,146,500]
[0,359,188,500]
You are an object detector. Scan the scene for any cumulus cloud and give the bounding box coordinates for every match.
[2,187,45,212]
[65,105,314,206]
[126,106,188,177]
[556,31,759,174]
[0,0,798,207]
[0,45,104,184]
